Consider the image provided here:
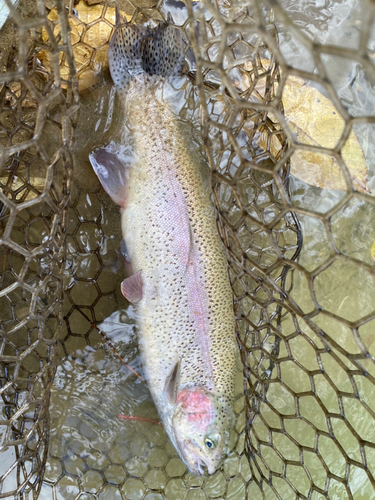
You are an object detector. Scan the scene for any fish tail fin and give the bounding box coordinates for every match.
[144,21,185,78]
[108,22,146,92]
[108,16,185,91]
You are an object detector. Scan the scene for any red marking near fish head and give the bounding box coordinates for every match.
[176,389,215,430]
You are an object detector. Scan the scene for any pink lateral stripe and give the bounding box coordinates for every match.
[158,139,213,377]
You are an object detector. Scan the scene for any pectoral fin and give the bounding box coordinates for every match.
[121,271,143,303]
[164,360,180,405]
[89,143,129,207]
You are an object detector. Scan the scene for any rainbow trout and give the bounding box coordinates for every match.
[90,14,238,475]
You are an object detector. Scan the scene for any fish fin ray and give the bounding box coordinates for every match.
[121,270,143,303]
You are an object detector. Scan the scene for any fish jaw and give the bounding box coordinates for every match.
[179,439,216,476]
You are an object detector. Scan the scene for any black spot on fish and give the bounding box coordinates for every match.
[109,17,186,87]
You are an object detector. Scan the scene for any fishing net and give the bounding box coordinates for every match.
[0,0,375,499]
[0,0,78,498]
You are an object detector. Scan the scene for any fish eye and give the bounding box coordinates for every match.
[205,437,217,449]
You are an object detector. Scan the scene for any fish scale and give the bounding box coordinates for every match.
[125,81,236,392]
[90,18,239,475]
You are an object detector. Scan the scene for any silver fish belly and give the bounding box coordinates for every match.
[90,18,239,475]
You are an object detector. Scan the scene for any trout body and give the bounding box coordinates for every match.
[90,18,238,475]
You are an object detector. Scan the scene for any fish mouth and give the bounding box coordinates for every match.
[183,455,216,476]
[179,440,217,476]
[192,458,205,476]
[179,441,204,476]
[185,456,205,476]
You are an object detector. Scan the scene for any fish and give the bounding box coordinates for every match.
[89,11,239,476]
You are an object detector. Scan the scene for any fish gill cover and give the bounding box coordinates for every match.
[0,0,375,499]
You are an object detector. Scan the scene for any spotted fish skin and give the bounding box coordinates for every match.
[92,18,239,475]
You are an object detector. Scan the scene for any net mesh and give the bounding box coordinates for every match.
[0,0,78,498]
[1,0,375,499]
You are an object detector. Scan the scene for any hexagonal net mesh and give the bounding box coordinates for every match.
[1,0,375,499]
[0,0,78,497]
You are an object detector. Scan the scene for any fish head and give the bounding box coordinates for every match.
[171,389,232,475]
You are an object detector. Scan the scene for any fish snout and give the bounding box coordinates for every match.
[190,458,218,476]
[206,462,217,475]
[180,439,220,476]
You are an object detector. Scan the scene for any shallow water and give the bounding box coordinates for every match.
[40,310,246,500]
[275,3,375,497]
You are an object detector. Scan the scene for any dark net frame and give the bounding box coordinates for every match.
[0,0,375,499]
